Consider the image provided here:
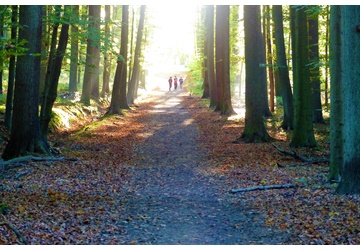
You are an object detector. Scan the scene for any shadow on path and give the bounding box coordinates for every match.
[118,88,290,244]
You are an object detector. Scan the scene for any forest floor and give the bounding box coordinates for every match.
[0,81,360,245]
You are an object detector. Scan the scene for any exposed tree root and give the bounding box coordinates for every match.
[0,155,78,168]
[272,143,329,168]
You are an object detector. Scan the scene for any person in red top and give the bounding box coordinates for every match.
[168,76,173,91]
[174,76,178,90]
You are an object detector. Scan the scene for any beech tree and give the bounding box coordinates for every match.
[289,6,316,148]
[108,5,130,114]
[272,5,294,130]
[308,7,324,123]
[69,5,79,96]
[204,5,217,109]
[328,5,341,183]
[40,5,70,139]
[237,5,271,143]
[214,5,235,115]
[4,5,18,129]
[127,5,146,105]
[2,6,51,160]
[335,6,360,194]
[81,5,101,105]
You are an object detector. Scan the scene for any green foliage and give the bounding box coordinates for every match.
[186,55,204,96]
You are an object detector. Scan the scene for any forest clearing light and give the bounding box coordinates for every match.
[145,4,197,67]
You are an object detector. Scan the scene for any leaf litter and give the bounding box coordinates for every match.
[0,87,359,245]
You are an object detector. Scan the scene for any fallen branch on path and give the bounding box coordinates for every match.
[0,215,27,244]
[230,184,297,193]
[272,144,329,168]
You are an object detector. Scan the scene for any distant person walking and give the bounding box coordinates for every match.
[179,76,184,89]
[168,76,173,91]
[174,76,178,90]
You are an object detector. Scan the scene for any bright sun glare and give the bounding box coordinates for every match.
[145,4,197,69]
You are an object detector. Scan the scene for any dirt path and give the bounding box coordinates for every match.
[117,88,290,244]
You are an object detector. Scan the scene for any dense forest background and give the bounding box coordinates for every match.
[0,5,360,243]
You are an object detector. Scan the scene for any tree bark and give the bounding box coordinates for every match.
[4,5,18,129]
[69,5,79,96]
[81,5,101,105]
[214,5,235,115]
[308,9,324,124]
[272,5,294,130]
[336,6,360,194]
[238,5,271,143]
[328,6,342,183]
[108,5,130,114]
[40,6,70,139]
[101,5,111,98]
[2,5,51,161]
[205,5,217,109]
[289,6,317,148]
[127,5,146,105]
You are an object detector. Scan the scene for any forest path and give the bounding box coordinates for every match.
[117,86,290,244]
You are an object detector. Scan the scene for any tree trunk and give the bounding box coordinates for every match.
[89,5,101,100]
[205,5,217,109]
[2,6,51,160]
[101,5,111,98]
[289,6,317,148]
[108,5,130,114]
[265,5,275,112]
[81,5,101,105]
[336,6,360,194]
[127,5,146,105]
[328,5,342,182]
[0,6,5,94]
[308,9,324,124]
[214,5,235,115]
[238,5,272,143]
[201,7,209,99]
[69,5,79,96]
[40,6,70,139]
[4,5,18,129]
[272,5,294,130]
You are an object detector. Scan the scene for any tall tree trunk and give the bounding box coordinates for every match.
[69,5,79,96]
[2,6,51,160]
[89,5,101,100]
[4,5,18,129]
[205,5,217,109]
[214,5,235,115]
[101,5,111,98]
[201,7,209,99]
[42,6,61,104]
[336,6,360,194]
[328,5,342,182]
[81,5,101,105]
[128,6,135,84]
[265,5,275,112]
[39,6,49,98]
[237,5,271,143]
[289,6,317,148]
[272,5,294,130]
[324,6,330,106]
[0,6,5,94]
[127,5,146,105]
[108,5,130,114]
[308,9,324,123]
[40,6,70,139]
